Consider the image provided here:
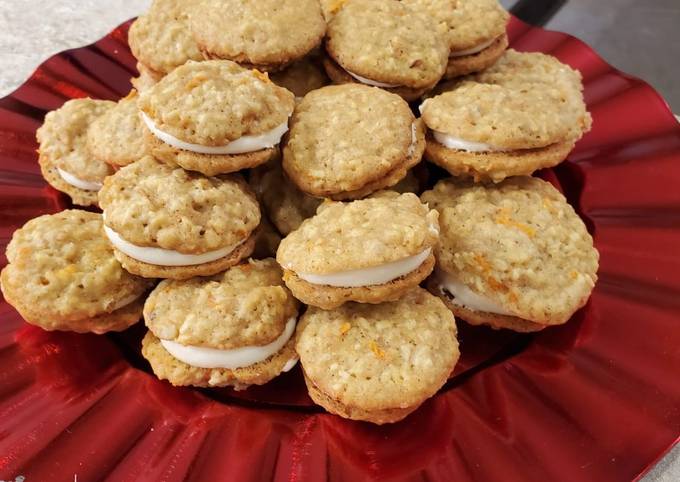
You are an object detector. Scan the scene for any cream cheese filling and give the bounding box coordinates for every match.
[57,168,103,191]
[141,111,290,155]
[432,130,505,152]
[103,224,245,266]
[296,248,431,288]
[449,37,498,58]
[345,69,401,88]
[160,317,297,369]
[110,292,142,311]
[436,269,515,316]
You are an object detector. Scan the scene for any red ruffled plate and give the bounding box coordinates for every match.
[1,17,679,482]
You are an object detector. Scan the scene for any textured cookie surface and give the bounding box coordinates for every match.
[99,156,260,253]
[36,98,115,182]
[421,81,589,149]
[142,331,297,389]
[402,0,508,52]
[325,0,448,88]
[250,162,322,235]
[38,153,99,206]
[0,210,151,326]
[277,193,439,273]
[188,0,326,68]
[296,288,459,421]
[128,0,202,75]
[144,258,298,349]
[283,84,422,196]
[270,57,329,98]
[87,91,148,167]
[138,60,295,145]
[421,177,599,325]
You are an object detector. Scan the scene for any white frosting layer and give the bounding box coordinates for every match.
[282,357,299,372]
[345,69,400,88]
[296,248,431,288]
[110,293,142,311]
[160,317,297,369]
[141,112,290,155]
[57,168,103,191]
[103,224,244,266]
[436,269,515,316]
[432,130,504,152]
[449,37,497,57]
[407,122,418,157]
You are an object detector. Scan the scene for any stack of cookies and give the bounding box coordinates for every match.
[1,0,599,425]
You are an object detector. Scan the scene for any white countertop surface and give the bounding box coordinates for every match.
[0,1,677,480]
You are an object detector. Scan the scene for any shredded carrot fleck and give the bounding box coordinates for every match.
[494,208,535,237]
[252,69,271,83]
[329,0,347,14]
[570,270,579,279]
[185,73,207,90]
[542,197,558,215]
[369,340,385,359]
[339,322,351,335]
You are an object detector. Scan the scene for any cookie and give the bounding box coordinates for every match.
[420,52,592,182]
[421,177,599,332]
[138,60,295,176]
[128,0,202,76]
[86,90,148,168]
[98,156,260,280]
[277,193,439,309]
[282,84,425,200]
[249,162,322,236]
[323,0,449,101]
[36,98,115,206]
[131,62,162,92]
[270,57,330,99]
[187,0,326,72]
[403,0,509,79]
[0,210,152,333]
[296,288,459,424]
[141,258,299,389]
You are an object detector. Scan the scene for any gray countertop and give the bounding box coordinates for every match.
[0,1,677,480]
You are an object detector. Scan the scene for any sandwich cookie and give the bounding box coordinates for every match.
[421,177,599,332]
[282,84,425,200]
[403,0,509,79]
[128,0,202,78]
[36,98,115,206]
[187,0,326,72]
[142,259,300,389]
[131,62,162,92]
[86,90,148,168]
[99,156,260,280]
[323,0,449,101]
[0,210,152,333]
[419,56,592,182]
[270,57,330,100]
[249,162,322,236]
[139,60,295,176]
[276,193,439,309]
[296,288,459,424]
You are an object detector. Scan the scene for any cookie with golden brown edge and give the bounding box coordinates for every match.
[131,62,162,92]
[99,156,260,280]
[250,162,322,236]
[128,0,202,77]
[323,0,449,101]
[138,60,294,176]
[421,177,599,332]
[277,193,439,309]
[86,90,148,168]
[420,54,592,182]
[296,288,459,424]
[187,0,326,72]
[36,98,115,206]
[270,57,330,99]
[0,210,152,333]
[403,0,509,79]
[142,258,299,389]
[283,84,425,200]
